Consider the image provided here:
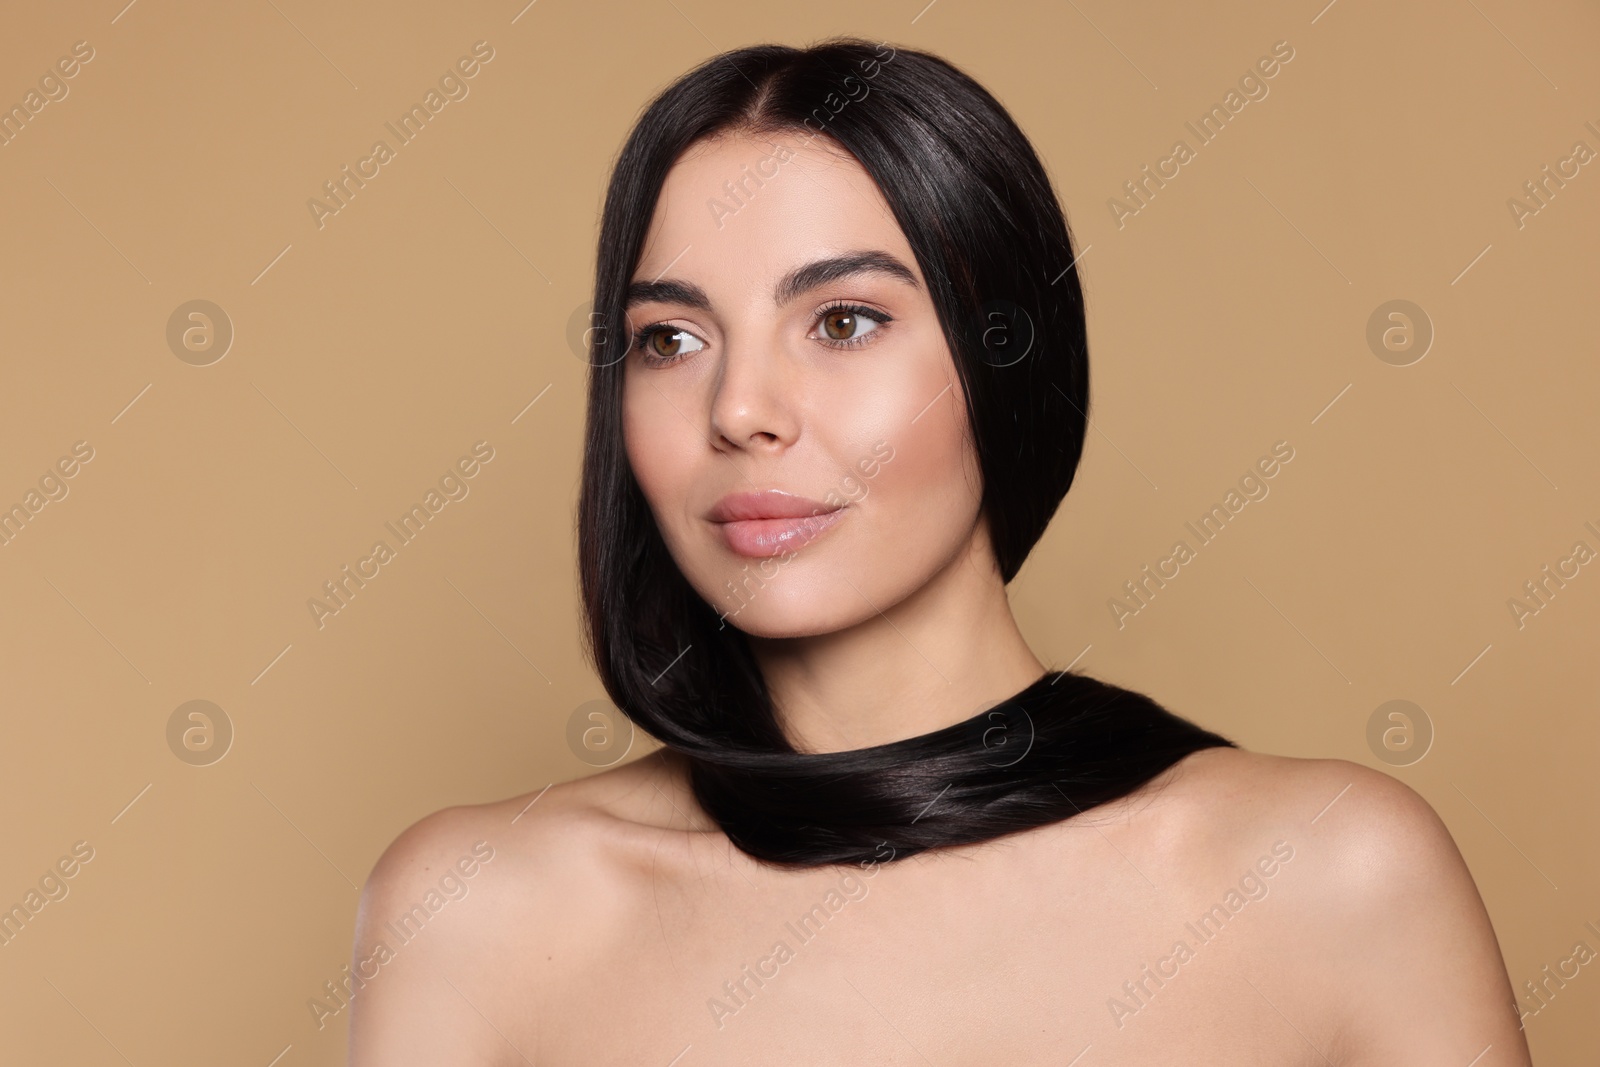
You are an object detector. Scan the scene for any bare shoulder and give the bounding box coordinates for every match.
[355,747,697,938]
[367,746,684,872]
[347,749,696,1064]
[1128,746,1453,856]
[1136,747,1490,906]
[1126,747,1494,952]
[1117,746,1530,1065]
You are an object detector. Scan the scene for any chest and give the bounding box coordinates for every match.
[531,845,1329,1066]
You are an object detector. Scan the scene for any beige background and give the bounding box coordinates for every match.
[1,0,1595,1061]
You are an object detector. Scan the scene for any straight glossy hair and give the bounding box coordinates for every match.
[578,36,1233,869]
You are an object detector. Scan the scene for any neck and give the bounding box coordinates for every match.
[747,527,1046,754]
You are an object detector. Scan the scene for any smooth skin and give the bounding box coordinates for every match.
[348,130,1533,1065]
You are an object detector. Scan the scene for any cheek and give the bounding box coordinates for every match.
[621,380,690,532]
[854,353,977,515]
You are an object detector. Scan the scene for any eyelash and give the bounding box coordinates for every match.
[629,301,893,367]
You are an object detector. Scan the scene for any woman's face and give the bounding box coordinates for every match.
[621,129,987,638]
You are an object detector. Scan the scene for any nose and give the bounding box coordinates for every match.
[708,330,800,454]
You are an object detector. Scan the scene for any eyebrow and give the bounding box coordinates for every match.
[624,249,920,311]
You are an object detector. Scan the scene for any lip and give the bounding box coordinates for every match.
[707,490,847,558]
[707,490,841,522]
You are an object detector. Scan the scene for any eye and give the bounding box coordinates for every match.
[631,324,707,366]
[813,303,891,348]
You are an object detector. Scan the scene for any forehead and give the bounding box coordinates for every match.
[631,130,917,291]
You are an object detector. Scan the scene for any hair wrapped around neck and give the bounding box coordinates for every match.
[682,667,1235,868]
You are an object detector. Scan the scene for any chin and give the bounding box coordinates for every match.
[703,574,870,640]
[711,593,840,639]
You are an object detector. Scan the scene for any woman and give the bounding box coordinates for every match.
[349,37,1531,1065]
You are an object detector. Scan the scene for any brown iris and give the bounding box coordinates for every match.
[649,328,685,360]
[821,309,857,340]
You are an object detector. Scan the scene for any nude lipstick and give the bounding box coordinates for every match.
[706,490,847,558]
